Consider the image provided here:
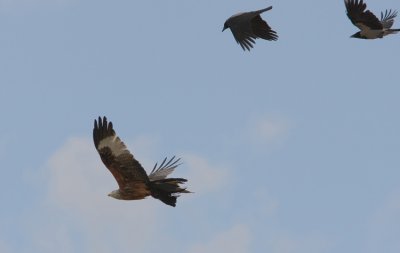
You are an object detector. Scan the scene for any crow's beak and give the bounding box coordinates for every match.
[222,27,226,32]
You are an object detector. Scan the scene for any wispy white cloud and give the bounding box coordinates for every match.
[181,153,230,195]
[36,136,162,253]
[23,136,233,253]
[20,135,334,253]
[188,224,251,253]
[128,135,160,168]
[248,115,292,148]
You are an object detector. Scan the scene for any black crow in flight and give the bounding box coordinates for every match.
[345,0,400,39]
[222,5,278,51]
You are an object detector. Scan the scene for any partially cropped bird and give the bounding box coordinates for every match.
[345,0,400,39]
[222,5,278,51]
[93,116,190,207]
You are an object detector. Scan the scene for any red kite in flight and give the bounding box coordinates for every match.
[93,116,189,207]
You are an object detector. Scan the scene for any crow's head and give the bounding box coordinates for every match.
[350,32,365,39]
[222,21,229,32]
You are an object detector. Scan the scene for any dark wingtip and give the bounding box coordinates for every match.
[260,6,273,13]
[102,116,106,127]
[93,116,112,148]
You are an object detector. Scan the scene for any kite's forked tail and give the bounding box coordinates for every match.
[150,178,190,207]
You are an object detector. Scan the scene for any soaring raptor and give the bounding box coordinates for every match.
[93,116,189,207]
[222,5,278,51]
[345,0,400,39]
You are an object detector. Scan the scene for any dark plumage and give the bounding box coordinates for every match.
[345,0,400,39]
[223,6,278,51]
[93,116,189,207]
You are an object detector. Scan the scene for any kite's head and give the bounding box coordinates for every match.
[108,190,122,199]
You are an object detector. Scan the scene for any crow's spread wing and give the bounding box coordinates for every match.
[251,15,278,41]
[230,19,257,51]
[345,0,383,30]
[93,116,149,190]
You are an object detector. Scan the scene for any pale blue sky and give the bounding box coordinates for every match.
[1,0,400,252]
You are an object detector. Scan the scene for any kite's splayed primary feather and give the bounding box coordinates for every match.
[149,156,182,181]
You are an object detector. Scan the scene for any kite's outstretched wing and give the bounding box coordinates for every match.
[93,116,149,189]
[381,9,398,29]
[149,156,182,181]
